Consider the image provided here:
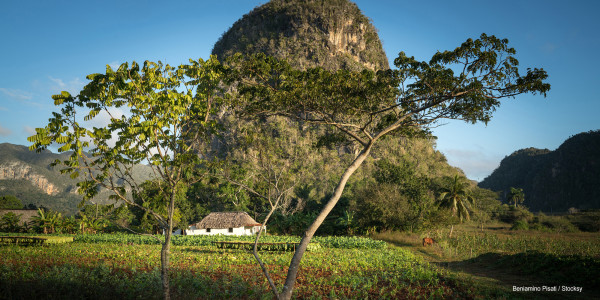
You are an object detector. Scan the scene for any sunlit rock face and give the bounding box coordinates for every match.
[0,162,59,195]
[212,0,389,72]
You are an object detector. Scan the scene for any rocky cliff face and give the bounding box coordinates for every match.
[0,162,60,195]
[0,143,154,215]
[212,0,389,71]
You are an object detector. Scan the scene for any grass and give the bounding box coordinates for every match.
[372,223,600,299]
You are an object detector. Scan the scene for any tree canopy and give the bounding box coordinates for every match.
[0,195,23,210]
[230,33,549,299]
[28,56,230,300]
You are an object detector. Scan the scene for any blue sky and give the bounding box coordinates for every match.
[1,0,598,181]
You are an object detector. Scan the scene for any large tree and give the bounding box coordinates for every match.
[231,33,550,299]
[438,175,476,237]
[28,57,228,299]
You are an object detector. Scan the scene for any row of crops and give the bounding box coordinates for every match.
[72,233,387,249]
[1,238,471,299]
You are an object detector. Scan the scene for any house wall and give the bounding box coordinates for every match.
[185,225,265,236]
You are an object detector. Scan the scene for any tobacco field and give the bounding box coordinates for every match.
[0,234,485,299]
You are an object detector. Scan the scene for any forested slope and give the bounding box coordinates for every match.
[479,130,600,212]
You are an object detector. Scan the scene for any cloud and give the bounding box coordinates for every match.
[48,76,85,94]
[108,61,121,70]
[0,124,12,137]
[85,107,129,129]
[23,125,36,136]
[48,76,66,88]
[0,87,33,101]
[441,148,503,182]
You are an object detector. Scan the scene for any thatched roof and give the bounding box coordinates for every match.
[194,212,261,229]
[0,209,38,225]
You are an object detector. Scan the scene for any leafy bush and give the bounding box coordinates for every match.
[0,212,22,232]
[511,220,529,230]
[566,210,600,232]
[497,205,533,223]
[527,213,579,233]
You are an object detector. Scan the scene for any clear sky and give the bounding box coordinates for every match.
[1,0,598,181]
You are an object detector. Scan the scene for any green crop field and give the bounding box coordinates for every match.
[2,231,598,299]
[0,234,500,299]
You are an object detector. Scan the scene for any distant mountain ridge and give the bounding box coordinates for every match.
[0,143,153,215]
[479,130,600,212]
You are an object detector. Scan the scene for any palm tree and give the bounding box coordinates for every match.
[31,208,50,234]
[438,175,475,237]
[31,209,62,234]
[508,187,525,208]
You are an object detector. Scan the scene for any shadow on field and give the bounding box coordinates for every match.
[177,247,218,254]
[435,251,600,300]
[0,264,266,300]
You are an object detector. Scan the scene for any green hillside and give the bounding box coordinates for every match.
[198,0,477,233]
[0,143,153,215]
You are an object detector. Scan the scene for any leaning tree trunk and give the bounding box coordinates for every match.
[279,143,374,299]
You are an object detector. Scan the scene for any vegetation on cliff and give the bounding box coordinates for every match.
[212,0,388,71]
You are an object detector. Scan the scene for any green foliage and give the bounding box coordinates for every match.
[128,181,185,234]
[0,143,147,215]
[0,239,483,299]
[0,212,22,232]
[511,220,529,230]
[566,210,600,232]
[437,175,475,222]
[528,213,579,233]
[433,231,600,259]
[30,208,62,234]
[28,57,230,239]
[230,33,548,242]
[0,195,23,209]
[72,232,387,250]
[497,204,534,224]
[508,187,524,207]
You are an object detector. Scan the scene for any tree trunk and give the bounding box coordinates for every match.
[279,143,373,300]
[161,194,177,300]
[449,224,454,238]
[161,234,171,300]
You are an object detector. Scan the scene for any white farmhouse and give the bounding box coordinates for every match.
[186,211,264,236]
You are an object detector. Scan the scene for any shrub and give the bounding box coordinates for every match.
[528,214,579,233]
[0,212,22,233]
[498,205,533,223]
[566,210,600,232]
[541,216,578,233]
[511,220,529,230]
